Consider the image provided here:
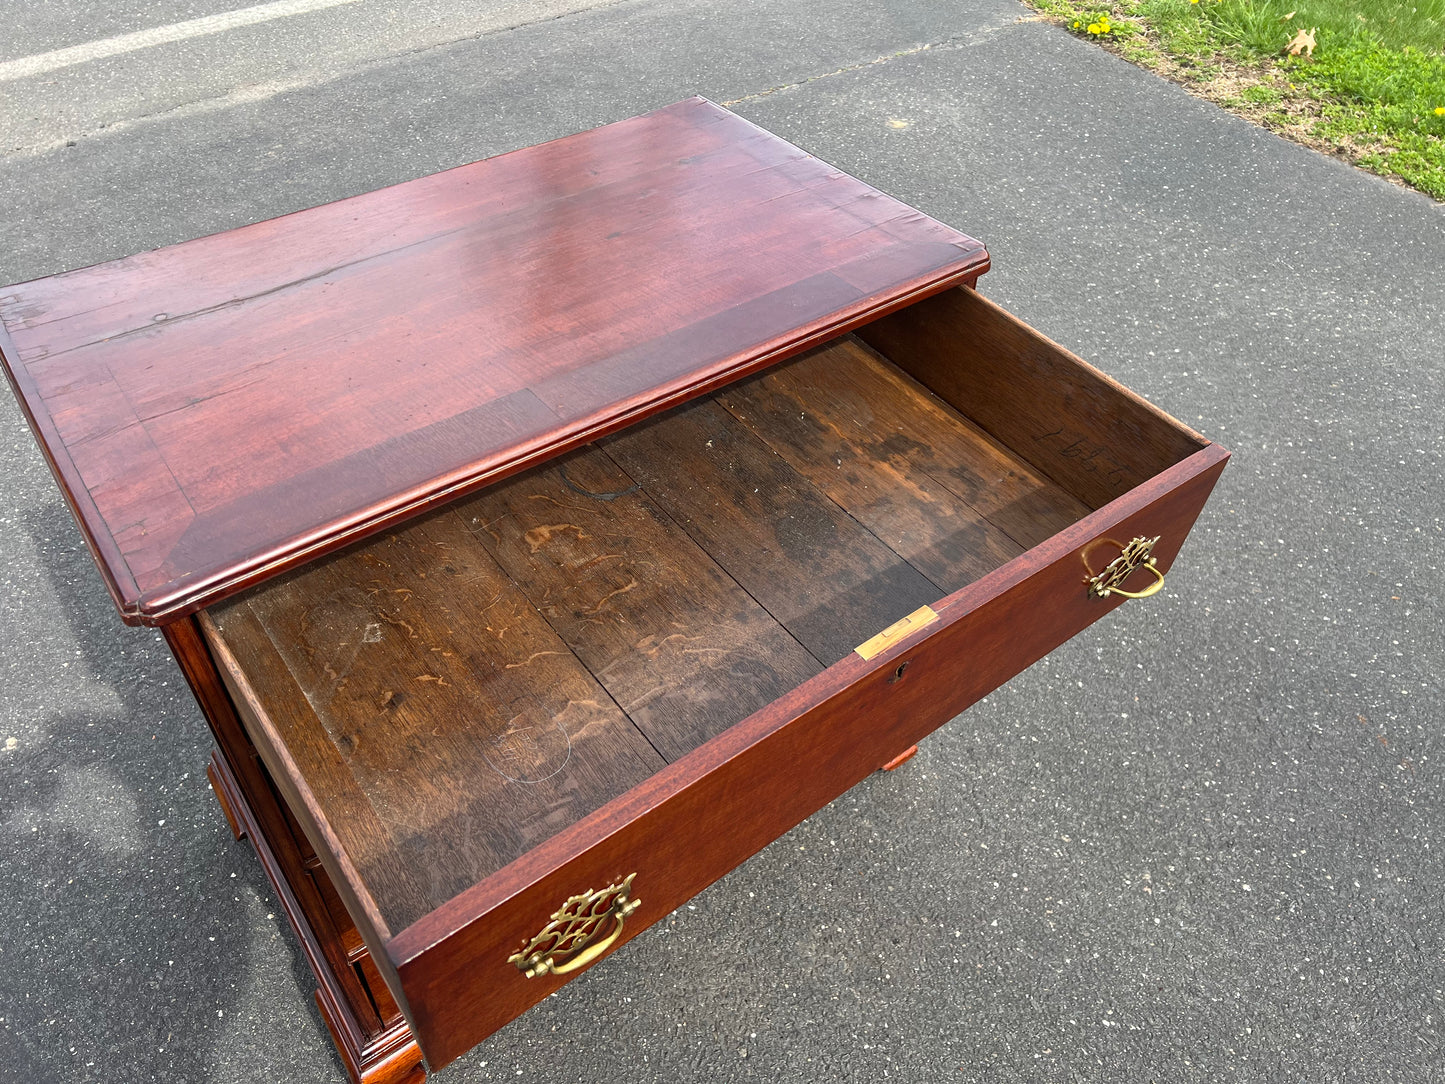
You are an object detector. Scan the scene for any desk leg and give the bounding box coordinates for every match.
[166,616,425,1084]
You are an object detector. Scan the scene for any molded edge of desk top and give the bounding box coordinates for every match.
[0,97,989,626]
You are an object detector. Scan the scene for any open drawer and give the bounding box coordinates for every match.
[199,283,1228,1070]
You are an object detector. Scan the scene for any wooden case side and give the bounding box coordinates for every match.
[857,287,1208,510]
[195,611,411,1009]
[388,442,1229,1069]
[161,617,398,1044]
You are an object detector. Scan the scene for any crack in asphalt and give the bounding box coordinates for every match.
[2,0,639,161]
[722,19,1024,107]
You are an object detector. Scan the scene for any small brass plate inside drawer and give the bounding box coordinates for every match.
[855,605,940,661]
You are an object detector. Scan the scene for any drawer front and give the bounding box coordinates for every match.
[387,443,1228,1069]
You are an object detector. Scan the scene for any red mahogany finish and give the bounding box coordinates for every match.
[1,100,1228,1084]
[0,97,987,627]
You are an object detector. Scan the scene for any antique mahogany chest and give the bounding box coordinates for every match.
[0,98,1229,1083]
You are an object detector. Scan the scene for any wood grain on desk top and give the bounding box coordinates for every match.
[0,97,989,626]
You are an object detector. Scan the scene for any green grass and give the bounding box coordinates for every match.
[1028,0,1445,199]
[1209,0,1445,54]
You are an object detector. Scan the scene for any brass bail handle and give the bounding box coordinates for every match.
[1085,536,1166,600]
[547,906,632,976]
[509,873,641,978]
[1100,560,1165,599]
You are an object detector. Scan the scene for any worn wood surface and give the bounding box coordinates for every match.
[0,97,988,626]
[601,397,942,665]
[858,287,1206,510]
[207,513,666,933]
[389,443,1230,1069]
[454,448,821,762]
[203,324,1135,942]
[715,336,1083,588]
[206,604,430,940]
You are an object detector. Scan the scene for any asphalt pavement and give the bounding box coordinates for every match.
[1,1,1443,1082]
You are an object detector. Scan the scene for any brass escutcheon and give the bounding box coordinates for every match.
[1084,535,1165,599]
[508,873,640,978]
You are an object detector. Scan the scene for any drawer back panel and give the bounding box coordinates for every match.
[858,287,1209,510]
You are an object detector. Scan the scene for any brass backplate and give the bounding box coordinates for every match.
[1086,536,1161,599]
[508,873,640,978]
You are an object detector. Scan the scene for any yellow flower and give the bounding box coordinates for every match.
[1190,0,1199,5]
[1100,19,1111,29]
[1087,21,1102,32]
[1435,106,1445,116]
[1073,19,1080,26]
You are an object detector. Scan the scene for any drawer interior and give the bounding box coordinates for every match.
[203,286,1209,940]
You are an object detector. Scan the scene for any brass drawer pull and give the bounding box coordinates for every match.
[508,873,640,978]
[1085,536,1165,599]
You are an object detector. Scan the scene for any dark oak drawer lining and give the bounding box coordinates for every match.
[205,330,1104,933]
[859,287,1209,510]
[452,444,825,764]
[394,441,1229,954]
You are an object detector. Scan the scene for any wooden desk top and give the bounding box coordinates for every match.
[0,97,988,626]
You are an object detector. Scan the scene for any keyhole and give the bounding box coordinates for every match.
[891,660,910,683]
